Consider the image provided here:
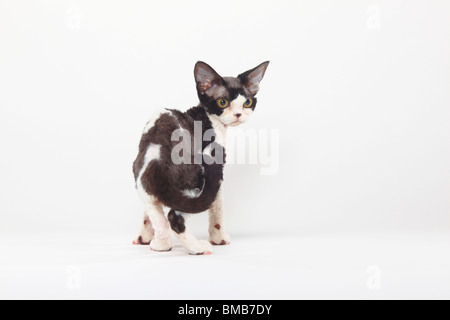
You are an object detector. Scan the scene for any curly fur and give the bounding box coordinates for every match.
[133,61,269,255]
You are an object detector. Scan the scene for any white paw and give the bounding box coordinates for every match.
[176,233,213,255]
[209,230,231,246]
[150,238,173,252]
[133,234,152,245]
[133,219,154,245]
[187,240,213,255]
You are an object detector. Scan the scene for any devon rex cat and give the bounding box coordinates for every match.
[133,61,269,255]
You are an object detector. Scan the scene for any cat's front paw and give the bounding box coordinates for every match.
[150,238,173,252]
[209,230,231,246]
[133,219,154,245]
[133,235,151,245]
[187,240,213,255]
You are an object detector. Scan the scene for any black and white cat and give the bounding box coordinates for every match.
[132,61,269,255]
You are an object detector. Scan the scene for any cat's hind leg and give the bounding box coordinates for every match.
[136,164,172,251]
[132,213,154,245]
[168,209,213,255]
[146,200,173,252]
[136,195,172,251]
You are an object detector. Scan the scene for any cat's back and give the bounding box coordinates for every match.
[133,106,224,213]
[133,108,179,180]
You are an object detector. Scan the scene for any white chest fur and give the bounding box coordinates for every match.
[207,114,227,147]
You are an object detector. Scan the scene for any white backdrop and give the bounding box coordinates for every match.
[0,0,449,237]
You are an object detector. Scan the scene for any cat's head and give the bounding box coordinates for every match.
[194,61,269,127]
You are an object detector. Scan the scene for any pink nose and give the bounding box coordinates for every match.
[235,113,242,118]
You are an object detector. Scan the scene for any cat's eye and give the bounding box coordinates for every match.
[244,98,253,108]
[217,99,229,109]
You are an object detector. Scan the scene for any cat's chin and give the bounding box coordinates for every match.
[217,118,243,127]
[228,121,242,127]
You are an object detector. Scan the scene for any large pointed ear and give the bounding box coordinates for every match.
[238,61,270,95]
[194,61,224,96]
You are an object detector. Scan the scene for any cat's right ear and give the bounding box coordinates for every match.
[194,61,224,96]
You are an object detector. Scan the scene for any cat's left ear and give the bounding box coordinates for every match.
[238,61,270,95]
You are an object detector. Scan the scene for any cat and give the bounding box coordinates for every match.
[132,61,269,255]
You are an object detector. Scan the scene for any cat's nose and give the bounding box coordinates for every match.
[235,113,242,118]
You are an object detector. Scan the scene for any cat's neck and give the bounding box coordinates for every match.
[186,105,228,146]
[207,113,227,147]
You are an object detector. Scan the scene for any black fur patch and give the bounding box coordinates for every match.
[137,236,150,245]
[168,209,186,234]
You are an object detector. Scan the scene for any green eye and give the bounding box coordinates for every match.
[217,99,229,108]
[244,98,253,108]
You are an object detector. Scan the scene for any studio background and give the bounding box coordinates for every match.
[0,0,449,299]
